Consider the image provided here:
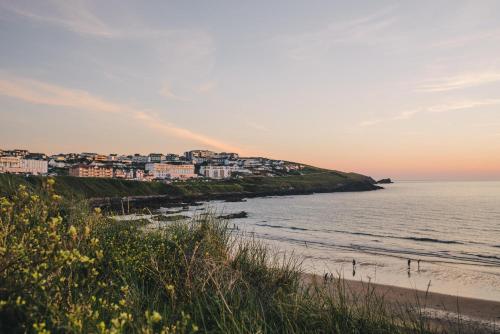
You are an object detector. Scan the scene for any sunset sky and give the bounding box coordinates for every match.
[1,0,500,180]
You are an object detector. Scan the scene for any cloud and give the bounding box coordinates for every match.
[276,6,397,60]
[0,74,241,153]
[160,84,188,102]
[197,81,217,93]
[360,99,500,127]
[1,0,116,37]
[417,71,500,92]
[432,29,500,49]
[246,121,270,132]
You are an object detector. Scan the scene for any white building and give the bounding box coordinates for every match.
[0,157,48,175]
[145,163,196,179]
[132,155,149,163]
[199,165,233,179]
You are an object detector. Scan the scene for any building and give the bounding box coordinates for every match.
[148,153,165,163]
[69,165,113,178]
[132,154,149,163]
[22,159,48,175]
[0,156,23,173]
[1,149,29,157]
[145,163,196,179]
[184,150,215,164]
[164,153,180,162]
[0,157,48,175]
[199,165,233,179]
[93,154,108,162]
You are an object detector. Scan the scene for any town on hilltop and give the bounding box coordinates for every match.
[0,149,304,181]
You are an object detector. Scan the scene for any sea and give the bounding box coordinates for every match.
[161,181,500,302]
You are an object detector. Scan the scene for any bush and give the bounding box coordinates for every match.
[0,181,437,333]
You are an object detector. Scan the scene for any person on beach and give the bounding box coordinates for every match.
[324,273,328,283]
[407,259,411,270]
[417,259,421,271]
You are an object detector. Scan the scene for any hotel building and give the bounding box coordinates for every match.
[145,163,196,179]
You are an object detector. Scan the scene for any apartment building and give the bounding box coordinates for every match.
[0,156,48,175]
[69,165,113,178]
[199,165,233,179]
[145,163,196,179]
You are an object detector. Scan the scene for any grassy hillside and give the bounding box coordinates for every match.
[0,170,378,200]
[0,182,442,333]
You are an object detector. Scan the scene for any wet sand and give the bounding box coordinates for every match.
[303,273,500,332]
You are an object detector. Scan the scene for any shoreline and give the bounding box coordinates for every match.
[303,273,500,329]
[90,181,383,211]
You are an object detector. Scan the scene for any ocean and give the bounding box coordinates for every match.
[165,181,500,301]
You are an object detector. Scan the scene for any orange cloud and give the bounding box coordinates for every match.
[0,74,243,153]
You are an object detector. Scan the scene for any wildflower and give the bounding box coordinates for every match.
[192,324,199,332]
[84,226,91,238]
[52,194,62,201]
[68,225,77,240]
[47,178,55,186]
[16,296,26,306]
[97,321,106,333]
[165,284,175,293]
[94,207,101,214]
[151,311,162,323]
[95,250,104,260]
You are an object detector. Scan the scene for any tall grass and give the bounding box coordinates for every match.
[0,180,465,333]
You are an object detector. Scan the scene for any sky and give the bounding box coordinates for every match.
[1,0,500,180]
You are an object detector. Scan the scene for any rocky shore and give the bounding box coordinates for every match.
[90,179,382,211]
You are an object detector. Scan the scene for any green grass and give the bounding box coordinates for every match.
[0,181,464,333]
[0,170,377,201]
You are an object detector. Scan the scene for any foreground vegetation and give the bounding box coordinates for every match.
[0,170,377,201]
[1,180,466,333]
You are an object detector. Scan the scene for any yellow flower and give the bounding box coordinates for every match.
[47,178,55,186]
[94,207,101,214]
[51,194,62,201]
[68,225,77,240]
[151,311,162,323]
[165,284,175,293]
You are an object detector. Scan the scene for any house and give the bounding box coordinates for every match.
[145,163,196,180]
[184,150,215,164]
[148,153,165,163]
[69,165,113,178]
[132,154,149,163]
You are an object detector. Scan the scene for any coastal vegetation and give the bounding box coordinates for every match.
[0,170,379,207]
[0,180,453,333]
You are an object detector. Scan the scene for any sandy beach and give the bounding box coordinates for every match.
[303,273,500,332]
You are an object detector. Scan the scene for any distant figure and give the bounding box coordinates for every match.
[407,259,411,270]
[324,273,328,283]
[352,259,356,277]
[304,241,308,248]
[352,268,356,277]
[417,259,421,271]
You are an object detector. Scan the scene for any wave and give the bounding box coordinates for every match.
[256,223,308,231]
[245,232,500,267]
[255,223,465,245]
